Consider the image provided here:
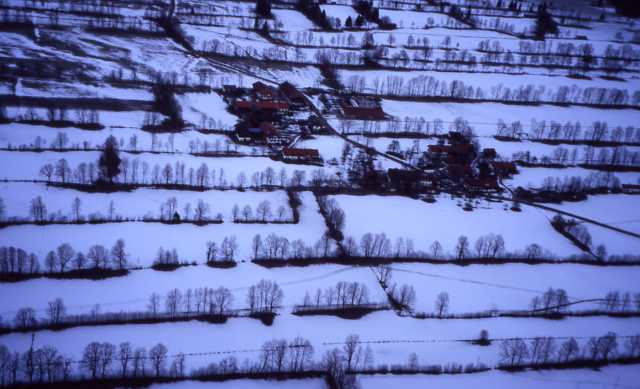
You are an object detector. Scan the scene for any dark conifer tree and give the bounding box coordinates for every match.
[534,3,558,40]
[256,0,271,18]
[98,136,121,184]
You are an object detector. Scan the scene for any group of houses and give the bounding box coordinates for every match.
[421,132,517,192]
[228,81,321,164]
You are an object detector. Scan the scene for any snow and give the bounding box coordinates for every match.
[554,194,640,234]
[330,194,584,258]
[382,99,640,132]
[297,135,348,162]
[0,151,337,183]
[379,9,461,29]
[388,262,640,314]
[0,263,386,317]
[359,365,640,389]
[273,9,316,32]
[177,92,238,128]
[0,182,292,222]
[0,314,637,369]
[0,192,327,267]
[149,379,326,389]
[1,1,639,385]
[506,166,640,189]
[0,123,251,154]
[319,4,359,22]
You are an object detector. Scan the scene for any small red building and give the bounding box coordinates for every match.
[281,148,321,161]
[252,81,278,100]
[340,106,386,120]
[491,161,518,177]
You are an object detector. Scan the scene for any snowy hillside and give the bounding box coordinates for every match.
[0,0,639,387]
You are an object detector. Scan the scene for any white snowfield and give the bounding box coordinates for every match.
[0,192,327,266]
[2,0,640,385]
[0,314,637,369]
[0,151,338,183]
[388,262,640,314]
[381,99,640,135]
[331,194,583,258]
[149,379,326,389]
[359,365,640,389]
[0,182,292,222]
[0,264,385,316]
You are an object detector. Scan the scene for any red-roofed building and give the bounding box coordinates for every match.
[281,147,321,162]
[482,148,497,160]
[491,161,518,177]
[253,81,278,100]
[465,176,499,190]
[255,101,289,112]
[448,164,472,178]
[428,145,450,154]
[279,82,307,107]
[233,100,253,114]
[341,106,386,120]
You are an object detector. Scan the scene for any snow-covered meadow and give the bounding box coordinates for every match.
[1,0,640,386]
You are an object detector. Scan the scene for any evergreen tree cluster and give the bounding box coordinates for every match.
[534,3,559,40]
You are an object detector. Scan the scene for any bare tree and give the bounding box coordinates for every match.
[99,342,115,378]
[14,308,36,328]
[39,164,54,182]
[87,245,109,270]
[30,196,47,222]
[47,298,66,325]
[557,337,580,362]
[132,348,146,377]
[110,239,128,270]
[149,343,168,377]
[256,200,272,222]
[148,292,161,314]
[81,342,101,379]
[118,342,132,378]
[56,244,74,272]
[499,338,529,367]
[455,235,469,259]
[434,291,449,317]
[165,288,183,318]
[71,197,82,222]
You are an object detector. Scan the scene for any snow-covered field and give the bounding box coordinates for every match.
[1,0,639,386]
[0,151,338,183]
[1,314,637,369]
[388,262,640,313]
[359,366,640,389]
[331,194,583,258]
[0,182,293,221]
[0,192,326,265]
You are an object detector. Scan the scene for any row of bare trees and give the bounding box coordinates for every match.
[39,158,337,189]
[0,240,127,276]
[301,281,371,308]
[499,332,640,368]
[497,119,640,145]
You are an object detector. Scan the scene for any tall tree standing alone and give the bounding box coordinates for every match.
[534,3,558,40]
[256,0,271,17]
[99,136,121,184]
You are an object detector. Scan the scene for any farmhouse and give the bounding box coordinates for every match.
[464,176,499,191]
[235,121,279,143]
[281,147,321,162]
[491,161,518,177]
[339,96,386,120]
[252,81,278,100]
[279,81,307,108]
